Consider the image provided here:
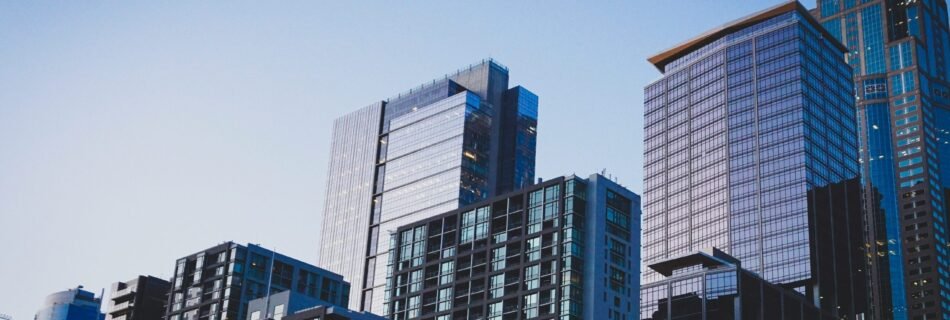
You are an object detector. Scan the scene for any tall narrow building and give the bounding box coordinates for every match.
[317,59,538,314]
[640,1,868,318]
[815,0,950,318]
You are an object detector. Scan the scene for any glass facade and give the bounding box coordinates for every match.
[34,288,105,320]
[817,0,950,318]
[384,174,640,320]
[643,3,866,318]
[165,243,349,320]
[317,60,539,315]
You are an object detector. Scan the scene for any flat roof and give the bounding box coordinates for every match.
[648,247,740,277]
[647,0,848,72]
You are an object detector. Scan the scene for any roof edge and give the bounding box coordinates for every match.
[647,1,847,72]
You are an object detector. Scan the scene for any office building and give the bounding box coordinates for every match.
[164,242,349,320]
[246,292,384,320]
[640,248,837,320]
[34,286,105,320]
[641,1,867,318]
[384,174,640,320]
[317,59,539,314]
[815,0,950,318]
[107,276,170,320]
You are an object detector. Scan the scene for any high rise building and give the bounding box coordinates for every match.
[164,242,349,320]
[383,174,640,320]
[34,287,105,320]
[317,59,539,314]
[641,1,868,318]
[107,276,170,320]
[815,0,950,318]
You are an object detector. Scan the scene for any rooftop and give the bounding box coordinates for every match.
[648,247,740,277]
[385,58,508,102]
[647,0,847,71]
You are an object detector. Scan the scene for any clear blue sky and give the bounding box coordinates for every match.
[0,1,815,319]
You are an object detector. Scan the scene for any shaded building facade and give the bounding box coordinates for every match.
[164,242,348,320]
[384,174,640,320]
[34,287,105,320]
[107,276,171,320]
[641,1,867,318]
[317,59,539,314]
[815,0,950,318]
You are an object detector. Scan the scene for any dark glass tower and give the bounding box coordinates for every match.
[384,174,640,320]
[317,59,538,314]
[815,0,950,318]
[641,1,868,318]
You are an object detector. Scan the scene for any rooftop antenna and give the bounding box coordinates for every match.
[263,248,277,320]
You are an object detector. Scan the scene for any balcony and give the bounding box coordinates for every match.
[109,301,133,316]
[111,287,136,300]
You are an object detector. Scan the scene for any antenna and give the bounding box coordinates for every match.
[262,248,277,320]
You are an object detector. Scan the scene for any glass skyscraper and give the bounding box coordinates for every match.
[815,0,950,318]
[641,2,867,318]
[317,59,538,315]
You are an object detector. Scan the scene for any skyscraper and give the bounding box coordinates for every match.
[107,276,170,320]
[317,59,538,314]
[815,0,950,318]
[384,174,640,320]
[640,1,868,318]
[164,242,349,320]
[34,287,105,320]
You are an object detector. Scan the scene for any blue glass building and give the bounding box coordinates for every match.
[317,59,538,314]
[641,1,868,318]
[34,287,105,320]
[815,0,950,318]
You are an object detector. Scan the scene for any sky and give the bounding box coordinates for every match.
[0,1,815,319]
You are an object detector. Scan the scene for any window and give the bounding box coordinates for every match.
[901,178,924,188]
[897,126,919,136]
[900,167,924,178]
[899,157,922,167]
[895,105,918,116]
[899,146,922,157]
[273,304,284,320]
[895,115,919,126]
[460,207,489,243]
[898,136,921,146]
